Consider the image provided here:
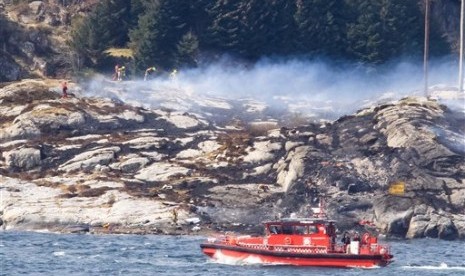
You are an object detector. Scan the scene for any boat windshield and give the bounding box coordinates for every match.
[269,225,282,234]
[282,224,293,234]
[268,224,319,235]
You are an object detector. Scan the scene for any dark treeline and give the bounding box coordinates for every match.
[69,0,450,73]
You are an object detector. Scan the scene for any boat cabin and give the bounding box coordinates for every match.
[264,218,337,248]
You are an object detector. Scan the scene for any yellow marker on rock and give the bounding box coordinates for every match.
[388,181,405,195]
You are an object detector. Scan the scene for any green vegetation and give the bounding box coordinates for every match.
[68,0,451,74]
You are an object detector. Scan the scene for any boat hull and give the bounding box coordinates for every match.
[201,243,392,268]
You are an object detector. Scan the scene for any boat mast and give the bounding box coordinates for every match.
[423,0,430,97]
[459,0,465,93]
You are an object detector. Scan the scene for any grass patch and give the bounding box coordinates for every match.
[104,48,134,58]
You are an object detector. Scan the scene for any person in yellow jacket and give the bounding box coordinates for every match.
[144,66,157,81]
[117,66,126,81]
[169,68,178,80]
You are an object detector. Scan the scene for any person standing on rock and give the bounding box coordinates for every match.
[118,66,126,81]
[172,208,178,225]
[169,68,178,80]
[113,64,120,81]
[61,81,68,98]
[144,66,157,81]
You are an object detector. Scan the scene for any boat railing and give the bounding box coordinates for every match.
[235,241,328,254]
[359,243,391,256]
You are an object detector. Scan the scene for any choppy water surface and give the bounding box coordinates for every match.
[1,231,464,275]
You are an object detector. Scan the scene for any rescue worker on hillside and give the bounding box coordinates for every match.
[169,68,178,80]
[113,64,120,81]
[117,66,126,81]
[144,66,157,81]
[61,81,68,98]
[172,208,178,225]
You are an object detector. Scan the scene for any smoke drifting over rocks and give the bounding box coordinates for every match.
[82,57,461,117]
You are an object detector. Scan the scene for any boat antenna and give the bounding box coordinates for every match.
[311,197,327,218]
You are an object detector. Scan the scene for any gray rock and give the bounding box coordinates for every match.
[387,209,413,237]
[424,222,439,238]
[28,30,49,48]
[450,189,465,210]
[44,14,59,26]
[437,217,458,240]
[0,55,21,82]
[60,146,121,172]
[29,1,44,15]
[453,216,465,239]
[406,215,429,238]
[64,224,90,234]
[3,147,41,170]
[118,157,150,173]
[413,204,428,215]
[32,57,47,72]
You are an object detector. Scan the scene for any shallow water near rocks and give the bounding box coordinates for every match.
[1,231,464,275]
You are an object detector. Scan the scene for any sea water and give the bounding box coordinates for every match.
[1,231,464,276]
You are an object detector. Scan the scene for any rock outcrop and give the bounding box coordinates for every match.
[0,79,464,239]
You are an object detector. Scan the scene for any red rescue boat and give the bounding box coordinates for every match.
[200,205,393,268]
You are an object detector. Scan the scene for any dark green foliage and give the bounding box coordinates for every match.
[68,16,90,70]
[240,0,297,58]
[152,0,190,69]
[204,0,245,56]
[295,0,348,58]
[176,31,200,67]
[129,0,192,71]
[130,0,145,29]
[129,1,161,71]
[0,14,12,51]
[71,0,453,71]
[346,0,385,63]
[69,0,132,67]
[345,0,445,64]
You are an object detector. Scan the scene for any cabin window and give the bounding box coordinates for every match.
[309,225,318,234]
[269,225,282,234]
[294,225,308,235]
[282,224,294,234]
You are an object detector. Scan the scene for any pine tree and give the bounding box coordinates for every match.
[129,1,161,71]
[346,0,437,64]
[346,0,384,63]
[176,31,199,67]
[239,0,297,59]
[69,0,132,66]
[0,14,11,52]
[266,0,297,56]
[154,0,190,68]
[378,0,423,60]
[130,0,145,29]
[295,0,347,58]
[186,0,213,46]
[204,0,245,56]
[106,0,132,47]
[68,15,90,70]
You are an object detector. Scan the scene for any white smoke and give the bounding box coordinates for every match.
[82,56,463,119]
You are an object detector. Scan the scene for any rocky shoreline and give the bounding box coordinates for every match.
[1,79,464,240]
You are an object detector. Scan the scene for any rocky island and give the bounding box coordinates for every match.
[1,79,464,240]
[0,0,464,241]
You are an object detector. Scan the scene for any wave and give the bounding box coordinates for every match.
[210,251,285,266]
[402,262,465,271]
[52,251,66,256]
